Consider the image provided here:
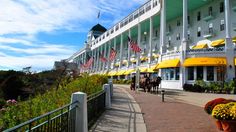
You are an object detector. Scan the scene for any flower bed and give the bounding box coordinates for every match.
[204,98,236,131]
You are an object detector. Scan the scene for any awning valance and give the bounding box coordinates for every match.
[192,43,208,49]
[183,57,226,67]
[152,53,159,58]
[131,58,137,63]
[139,67,148,72]
[140,56,148,61]
[233,36,236,43]
[116,70,126,76]
[157,59,180,69]
[124,69,135,75]
[211,39,225,47]
[146,68,155,73]
[108,71,117,76]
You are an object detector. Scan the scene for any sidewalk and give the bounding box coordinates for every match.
[115,84,220,132]
[89,86,146,132]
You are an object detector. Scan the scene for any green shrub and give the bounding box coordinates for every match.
[0,74,106,130]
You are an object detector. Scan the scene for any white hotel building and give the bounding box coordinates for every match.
[67,0,236,90]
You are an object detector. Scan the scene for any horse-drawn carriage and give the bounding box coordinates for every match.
[131,74,162,93]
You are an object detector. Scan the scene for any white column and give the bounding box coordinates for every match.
[148,17,153,64]
[158,0,166,78]
[137,23,141,66]
[102,43,107,72]
[224,0,235,81]
[180,0,188,88]
[159,0,166,55]
[119,34,123,69]
[96,48,99,72]
[98,47,102,72]
[113,38,117,69]
[71,92,88,132]
[107,41,111,72]
[128,29,131,68]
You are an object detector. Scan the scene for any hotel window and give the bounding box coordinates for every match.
[187,30,190,40]
[209,23,213,34]
[197,11,201,21]
[176,33,180,40]
[197,66,203,80]
[220,2,224,13]
[177,20,181,26]
[115,25,119,31]
[220,20,225,31]
[129,15,133,22]
[155,30,158,37]
[207,66,214,81]
[175,68,180,80]
[217,66,225,81]
[208,6,213,16]
[168,36,171,47]
[188,67,194,80]
[197,27,201,37]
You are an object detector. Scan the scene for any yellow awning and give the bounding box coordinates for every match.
[140,56,148,61]
[183,57,226,67]
[152,53,159,58]
[157,59,180,69]
[192,43,208,49]
[149,64,159,71]
[116,70,126,76]
[124,69,135,75]
[108,71,117,76]
[139,67,148,72]
[122,60,128,64]
[234,58,236,65]
[131,58,137,63]
[233,36,236,43]
[211,39,225,47]
[146,68,155,73]
[114,63,119,67]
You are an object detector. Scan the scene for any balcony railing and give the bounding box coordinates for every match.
[91,0,159,47]
[187,47,224,53]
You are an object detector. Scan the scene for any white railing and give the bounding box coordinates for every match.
[186,47,225,57]
[161,51,180,60]
[91,0,159,47]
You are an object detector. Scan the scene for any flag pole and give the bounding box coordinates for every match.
[97,10,100,24]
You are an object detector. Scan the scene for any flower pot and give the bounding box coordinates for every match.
[221,120,236,132]
[215,120,223,131]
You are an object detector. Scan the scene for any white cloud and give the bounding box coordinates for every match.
[0,0,146,71]
[0,54,73,71]
[0,0,97,35]
[0,37,33,46]
[0,44,75,55]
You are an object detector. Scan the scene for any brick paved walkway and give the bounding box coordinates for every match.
[116,85,220,132]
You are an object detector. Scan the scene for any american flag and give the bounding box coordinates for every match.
[99,51,107,62]
[84,56,94,68]
[128,36,141,53]
[79,60,85,69]
[109,48,116,61]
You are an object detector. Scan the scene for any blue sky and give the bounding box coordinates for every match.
[0,0,145,71]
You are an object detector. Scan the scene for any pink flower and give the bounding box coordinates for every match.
[6,99,17,104]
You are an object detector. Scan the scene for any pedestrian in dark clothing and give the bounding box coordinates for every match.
[130,76,136,91]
